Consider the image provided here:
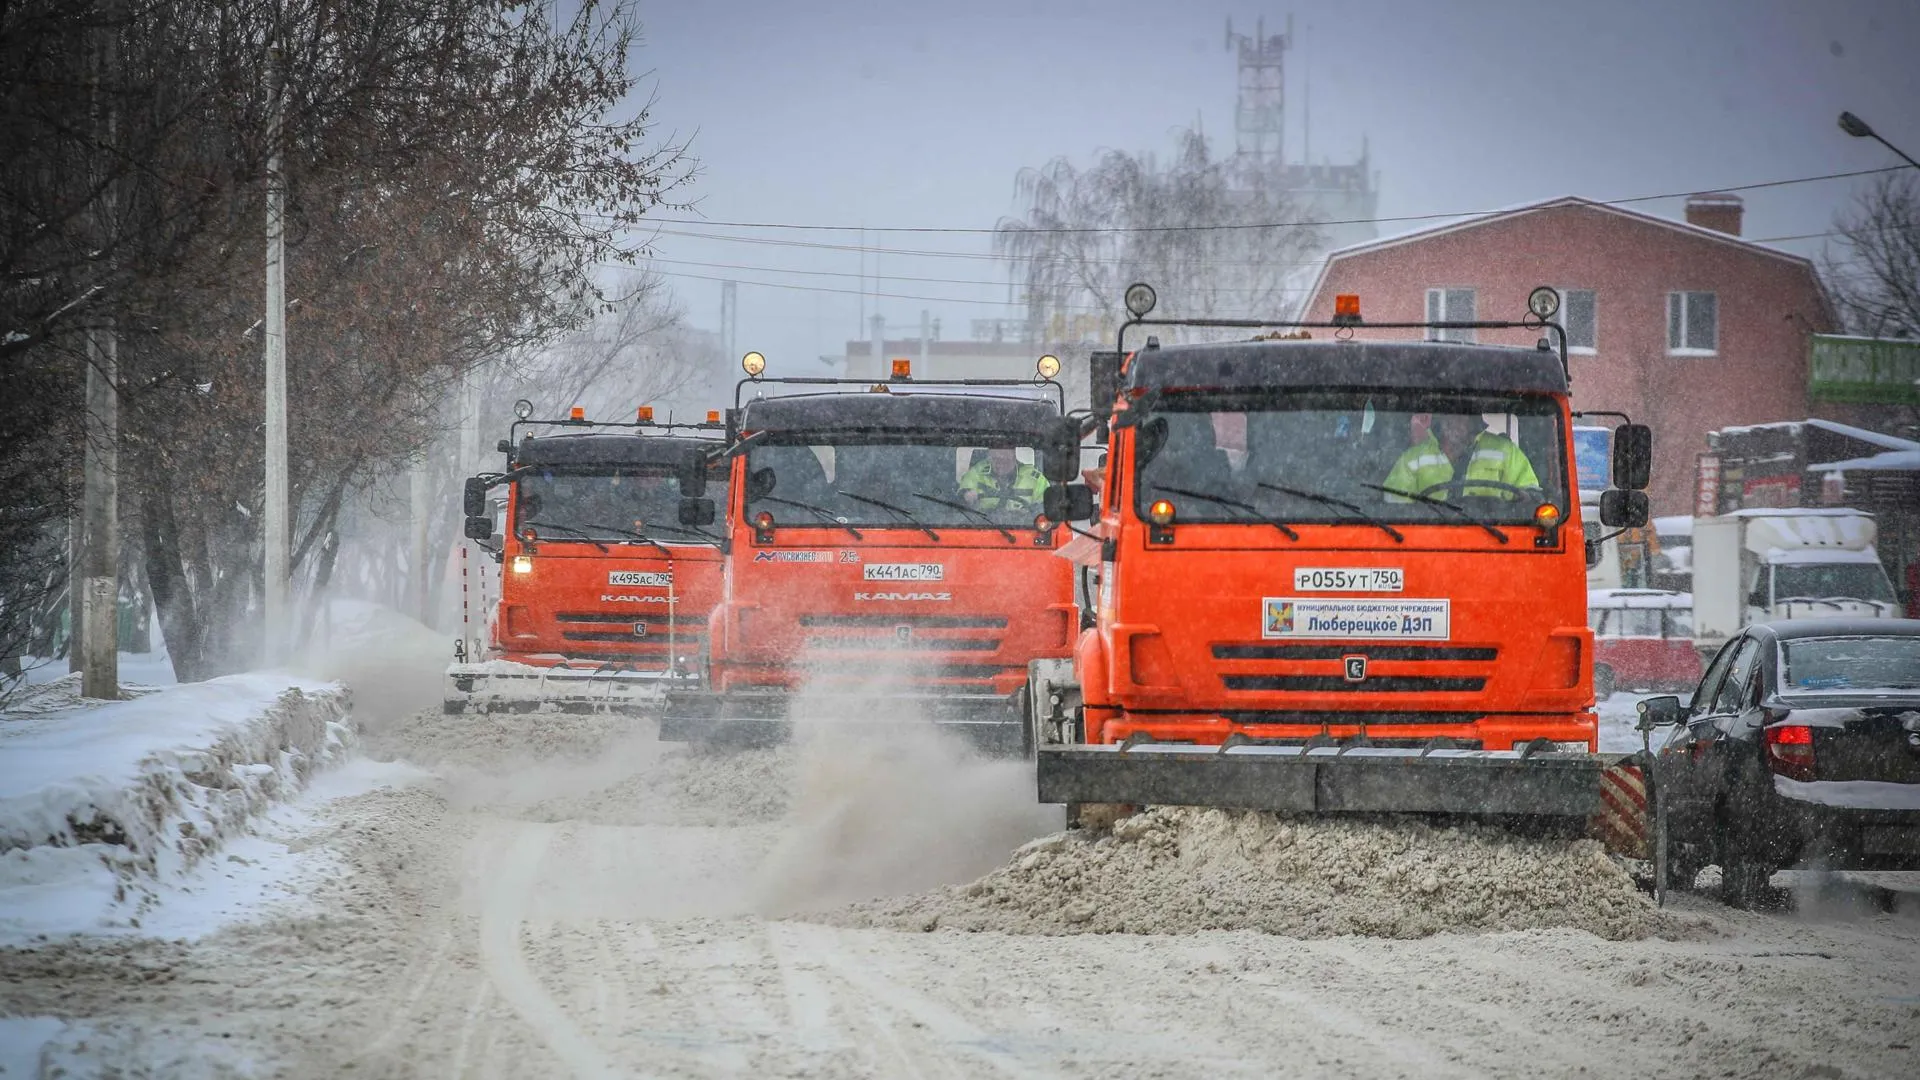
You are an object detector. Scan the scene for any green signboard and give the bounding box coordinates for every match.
[1809,334,1920,405]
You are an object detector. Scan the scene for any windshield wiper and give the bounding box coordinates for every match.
[838,490,940,541]
[1151,484,1298,540]
[1356,483,1509,544]
[1256,482,1404,543]
[910,491,1015,543]
[752,495,864,539]
[577,522,673,559]
[520,520,610,553]
[642,521,722,545]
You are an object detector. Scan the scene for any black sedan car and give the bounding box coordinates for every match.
[1638,618,1920,907]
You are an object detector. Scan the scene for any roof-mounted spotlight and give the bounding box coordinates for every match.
[1124,282,1157,318]
[512,398,534,420]
[1036,354,1061,379]
[742,351,766,377]
[1528,286,1561,321]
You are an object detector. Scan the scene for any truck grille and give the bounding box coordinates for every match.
[551,611,707,662]
[795,614,1006,654]
[1211,641,1498,695]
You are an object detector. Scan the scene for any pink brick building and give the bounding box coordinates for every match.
[1299,195,1836,515]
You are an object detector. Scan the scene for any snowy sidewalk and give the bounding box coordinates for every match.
[0,673,353,937]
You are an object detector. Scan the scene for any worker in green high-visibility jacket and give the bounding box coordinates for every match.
[959,447,1049,512]
[1383,413,1540,502]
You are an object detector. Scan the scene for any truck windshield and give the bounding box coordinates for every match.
[1772,563,1896,604]
[1133,390,1568,526]
[747,436,1051,527]
[515,466,726,542]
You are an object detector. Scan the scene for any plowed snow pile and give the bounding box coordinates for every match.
[827,806,1683,940]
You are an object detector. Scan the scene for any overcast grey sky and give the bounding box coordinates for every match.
[632,0,1919,376]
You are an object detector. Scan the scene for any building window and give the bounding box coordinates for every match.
[1667,291,1717,354]
[1426,287,1476,343]
[1560,289,1596,353]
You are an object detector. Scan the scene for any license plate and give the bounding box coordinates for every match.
[863,563,944,581]
[609,571,671,587]
[1293,567,1404,592]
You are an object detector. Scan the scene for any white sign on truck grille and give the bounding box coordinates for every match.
[863,563,944,581]
[608,571,671,587]
[1262,597,1450,640]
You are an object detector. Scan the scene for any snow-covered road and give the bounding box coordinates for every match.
[3,704,1918,1078]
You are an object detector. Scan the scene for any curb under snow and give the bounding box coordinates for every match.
[0,674,354,934]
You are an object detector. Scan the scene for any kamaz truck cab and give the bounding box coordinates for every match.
[660,353,1080,753]
[446,403,728,714]
[1032,286,1660,838]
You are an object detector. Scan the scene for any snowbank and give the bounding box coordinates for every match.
[0,673,352,937]
[825,807,1692,941]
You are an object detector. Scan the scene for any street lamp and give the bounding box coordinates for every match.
[1838,111,1920,170]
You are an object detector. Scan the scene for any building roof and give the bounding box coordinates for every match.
[1810,448,1920,472]
[1304,195,1824,313]
[1717,417,1920,452]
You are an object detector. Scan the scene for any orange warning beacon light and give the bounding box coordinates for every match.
[569,406,586,421]
[706,409,721,424]
[637,405,655,422]
[891,358,913,381]
[1333,294,1362,326]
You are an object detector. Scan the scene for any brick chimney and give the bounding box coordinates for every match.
[1684,192,1744,237]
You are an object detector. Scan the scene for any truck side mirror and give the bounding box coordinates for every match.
[1599,488,1649,529]
[679,497,716,527]
[678,459,707,499]
[464,515,493,541]
[1044,483,1096,523]
[1612,423,1652,491]
[1636,695,1685,729]
[1041,420,1081,483]
[463,477,488,517]
[496,439,513,454]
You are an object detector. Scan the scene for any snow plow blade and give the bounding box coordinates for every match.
[1037,743,1639,821]
[443,660,682,715]
[660,688,1027,755]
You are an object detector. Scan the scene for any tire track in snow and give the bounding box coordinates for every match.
[776,922,1055,1079]
[477,824,623,1080]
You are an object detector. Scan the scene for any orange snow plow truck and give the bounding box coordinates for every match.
[659,353,1080,754]
[446,404,728,714]
[1029,285,1658,846]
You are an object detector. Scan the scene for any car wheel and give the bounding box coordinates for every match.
[1719,806,1781,910]
[1593,664,1615,700]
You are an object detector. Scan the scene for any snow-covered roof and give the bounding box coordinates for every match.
[1719,507,1872,519]
[1653,515,1693,537]
[1765,548,1882,566]
[1716,418,1920,452]
[1809,448,1920,472]
[1588,588,1692,609]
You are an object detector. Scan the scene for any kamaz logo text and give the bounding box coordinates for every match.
[602,594,674,603]
[854,592,951,602]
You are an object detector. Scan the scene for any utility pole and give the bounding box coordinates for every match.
[80,325,119,698]
[263,41,289,666]
[77,11,119,698]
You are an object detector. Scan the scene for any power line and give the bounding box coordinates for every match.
[636,254,1314,295]
[624,265,1103,311]
[590,165,1909,237]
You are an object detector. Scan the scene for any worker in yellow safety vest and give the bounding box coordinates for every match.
[1383,413,1540,501]
[959,447,1049,511]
